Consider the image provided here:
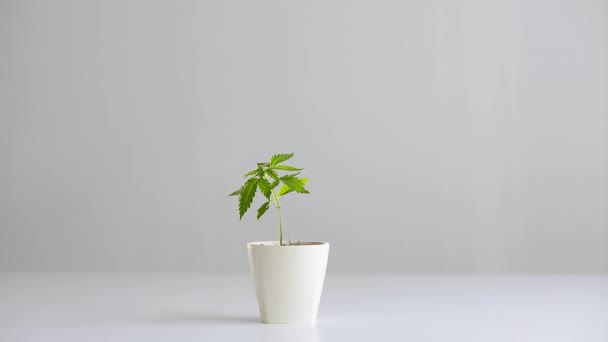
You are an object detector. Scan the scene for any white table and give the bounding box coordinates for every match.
[1,274,606,341]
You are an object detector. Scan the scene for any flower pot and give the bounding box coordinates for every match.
[247,241,330,324]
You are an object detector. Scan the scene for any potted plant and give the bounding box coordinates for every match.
[229,153,329,324]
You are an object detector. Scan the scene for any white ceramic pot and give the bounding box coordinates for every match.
[247,241,330,324]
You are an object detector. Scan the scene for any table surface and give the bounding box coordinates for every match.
[1,274,607,342]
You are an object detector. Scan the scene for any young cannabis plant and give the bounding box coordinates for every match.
[229,153,309,246]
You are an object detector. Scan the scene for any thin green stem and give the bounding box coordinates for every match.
[271,189,283,246]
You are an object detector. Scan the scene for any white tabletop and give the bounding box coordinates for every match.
[1,274,606,342]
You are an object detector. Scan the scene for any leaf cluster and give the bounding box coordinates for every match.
[229,153,310,220]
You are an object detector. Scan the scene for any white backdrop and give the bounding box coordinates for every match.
[1,0,606,272]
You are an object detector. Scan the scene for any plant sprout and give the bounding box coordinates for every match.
[229,153,309,246]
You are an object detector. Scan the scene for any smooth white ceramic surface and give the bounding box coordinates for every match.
[248,241,329,323]
[1,274,607,342]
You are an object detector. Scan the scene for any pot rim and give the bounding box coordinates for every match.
[247,241,329,248]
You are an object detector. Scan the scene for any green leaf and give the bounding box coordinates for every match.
[278,184,290,196]
[270,153,294,166]
[279,177,309,196]
[244,169,258,177]
[271,165,303,171]
[238,178,258,219]
[257,202,270,220]
[228,187,242,196]
[279,176,309,194]
[269,179,280,189]
[266,168,279,181]
[257,178,272,199]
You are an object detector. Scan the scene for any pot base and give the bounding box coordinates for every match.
[247,241,330,324]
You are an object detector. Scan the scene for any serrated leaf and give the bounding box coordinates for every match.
[257,202,270,220]
[278,183,291,196]
[228,187,242,196]
[244,169,258,177]
[278,177,309,196]
[257,178,272,199]
[269,179,280,189]
[238,178,258,219]
[266,168,279,181]
[279,176,309,194]
[271,165,303,171]
[270,153,294,166]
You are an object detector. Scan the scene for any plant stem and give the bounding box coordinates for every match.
[271,189,283,246]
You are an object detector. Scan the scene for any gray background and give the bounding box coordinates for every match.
[1,0,606,273]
